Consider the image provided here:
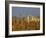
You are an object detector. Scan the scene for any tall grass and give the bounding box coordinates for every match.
[12,16,40,31]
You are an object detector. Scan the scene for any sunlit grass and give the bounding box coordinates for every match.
[12,16,40,31]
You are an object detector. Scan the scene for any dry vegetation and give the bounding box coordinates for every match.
[12,16,40,31]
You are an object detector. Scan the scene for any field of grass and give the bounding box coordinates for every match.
[12,16,40,31]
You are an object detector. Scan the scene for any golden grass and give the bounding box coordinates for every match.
[12,16,40,31]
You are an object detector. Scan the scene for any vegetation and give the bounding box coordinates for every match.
[12,16,40,31]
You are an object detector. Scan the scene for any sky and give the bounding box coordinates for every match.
[12,7,40,17]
